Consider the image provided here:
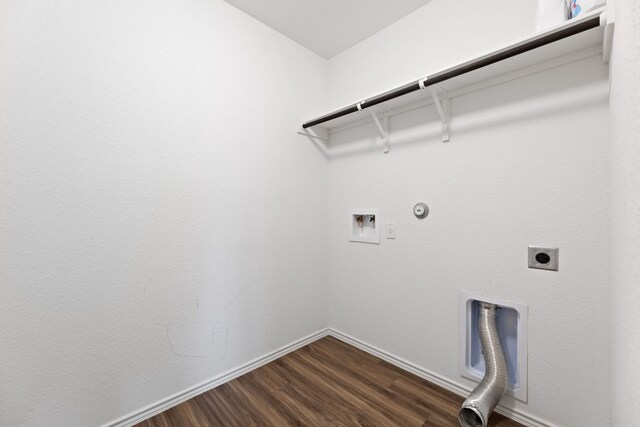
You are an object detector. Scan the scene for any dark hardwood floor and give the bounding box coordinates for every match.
[137,336,522,427]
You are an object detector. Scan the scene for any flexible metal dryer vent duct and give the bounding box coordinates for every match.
[459,302,508,427]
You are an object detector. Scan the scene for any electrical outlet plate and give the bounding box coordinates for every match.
[528,246,559,271]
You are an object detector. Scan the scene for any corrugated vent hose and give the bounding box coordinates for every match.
[458,302,508,427]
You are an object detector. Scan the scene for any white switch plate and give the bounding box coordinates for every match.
[386,222,396,239]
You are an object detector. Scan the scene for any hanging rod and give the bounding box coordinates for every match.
[302,14,602,129]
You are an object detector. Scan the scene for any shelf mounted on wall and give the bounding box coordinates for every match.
[299,8,611,151]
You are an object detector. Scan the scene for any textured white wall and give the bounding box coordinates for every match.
[0,0,627,426]
[0,1,328,426]
[327,1,611,426]
[327,0,536,110]
[609,0,640,424]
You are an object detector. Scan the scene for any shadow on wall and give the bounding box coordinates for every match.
[324,55,609,159]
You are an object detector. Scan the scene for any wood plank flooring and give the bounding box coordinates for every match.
[137,336,523,427]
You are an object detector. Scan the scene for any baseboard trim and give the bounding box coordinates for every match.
[104,327,556,427]
[327,328,556,427]
[102,328,330,427]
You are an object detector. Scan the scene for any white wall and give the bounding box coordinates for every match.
[0,1,328,426]
[609,0,640,425]
[1,0,626,426]
[327,1,611,426]
[328,0,536,110]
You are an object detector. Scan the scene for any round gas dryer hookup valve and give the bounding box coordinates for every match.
[413,203,429,219]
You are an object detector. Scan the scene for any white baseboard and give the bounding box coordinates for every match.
[104,327,555,427]
[102,328,330,427]
[327,328,556,427]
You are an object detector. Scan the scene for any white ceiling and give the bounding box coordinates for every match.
[223,0,432,59]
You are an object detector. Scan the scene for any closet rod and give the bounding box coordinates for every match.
[302,15,601,129]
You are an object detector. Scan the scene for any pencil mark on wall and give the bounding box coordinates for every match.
[166,322,229,358]
[166,322,214,358]
[222,247,264,307]
[216,326,229,359]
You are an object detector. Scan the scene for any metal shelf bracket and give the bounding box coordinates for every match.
[368,108,390,153]
[429,86,450,143]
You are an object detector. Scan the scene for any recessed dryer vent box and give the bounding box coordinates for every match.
[459,293,528,402]
[349,209,380,244]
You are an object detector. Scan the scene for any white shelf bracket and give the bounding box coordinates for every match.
[297,128,330,157]
[429,87,450,143]
[297,129,329,143]
[368,109,390,153]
